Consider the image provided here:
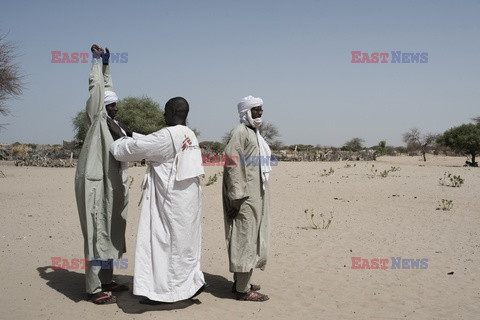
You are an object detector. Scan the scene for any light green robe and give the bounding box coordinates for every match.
[75,62,128,260]
[223,124,270,273]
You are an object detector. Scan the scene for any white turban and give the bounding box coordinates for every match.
[237,95,263,117]
[104,90,118,106]
[237,95,263,128]
[236,95,271,189]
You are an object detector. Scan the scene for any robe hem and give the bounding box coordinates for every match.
[133,280,205,303]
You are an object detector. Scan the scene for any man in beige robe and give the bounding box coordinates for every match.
[223,95,272,302]
[75,45,131,304]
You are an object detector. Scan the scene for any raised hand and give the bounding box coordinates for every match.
[91,44,104,59]
[102,47,110,65]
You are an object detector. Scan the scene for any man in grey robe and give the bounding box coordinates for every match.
[75,45,131,304]
[223,95,272,302]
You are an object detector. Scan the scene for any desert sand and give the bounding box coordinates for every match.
[0,155,479,319]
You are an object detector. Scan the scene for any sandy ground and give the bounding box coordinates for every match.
[0,155,479,320]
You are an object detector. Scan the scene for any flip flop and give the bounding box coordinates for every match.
[231,281,261,293]
[102,281,129,292]
[89,292,117,304]
[236,290,269,302]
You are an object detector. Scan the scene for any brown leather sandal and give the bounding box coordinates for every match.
[236,290,269,302]
[89,292,117,304]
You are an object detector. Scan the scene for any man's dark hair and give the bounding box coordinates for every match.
[165,97,189,115]
[164,97,189,126]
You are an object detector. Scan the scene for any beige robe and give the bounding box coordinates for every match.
[223,124,270,273]
[75,62,128,260]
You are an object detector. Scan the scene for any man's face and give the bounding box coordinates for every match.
[251,106,263,119]
[106,103,118,119]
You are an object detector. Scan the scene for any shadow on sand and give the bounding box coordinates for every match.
[37,266,234,313]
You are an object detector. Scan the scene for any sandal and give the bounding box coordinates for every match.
[89,292,117,304]
[231,281,261,293]
[102,281,129,292]
[236,290,269,302]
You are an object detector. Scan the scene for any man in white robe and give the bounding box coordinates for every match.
[223,95,272,302]
[110,97,206,304]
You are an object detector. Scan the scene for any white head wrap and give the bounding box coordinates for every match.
[236,95,272,189]
[237,95,263,128]
[104,90,118,106]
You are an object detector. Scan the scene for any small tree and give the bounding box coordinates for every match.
[116,96,165,134]
[437,123,480,167]
[0,33,24,129]
[72,110,88,148]
[402,128,437,161]
[341,137,364,152]
[376,140,387,156]
[260,122,282,150]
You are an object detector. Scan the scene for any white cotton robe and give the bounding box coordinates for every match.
[110,125,205,302]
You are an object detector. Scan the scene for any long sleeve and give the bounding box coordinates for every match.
[110,129,172,163]
[85,62,104,126]
[223,125,249,200]
[102,64,113,91]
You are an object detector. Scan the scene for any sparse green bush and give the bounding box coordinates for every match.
[205,174,218,186]
[439,172,464,187]
[436,199,453,211]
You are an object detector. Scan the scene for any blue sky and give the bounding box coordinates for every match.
[1,0,479,147]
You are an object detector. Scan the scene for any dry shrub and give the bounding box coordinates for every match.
[11,144,31,158]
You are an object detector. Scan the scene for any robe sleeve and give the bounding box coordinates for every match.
[132,132,145,139]
[110,129,171,163]
[85,62,104,126]
[102,64,113,92]
[223,125,248,200]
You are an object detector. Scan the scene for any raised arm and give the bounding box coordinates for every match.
[101,48,114,91]
[85,47,104,126]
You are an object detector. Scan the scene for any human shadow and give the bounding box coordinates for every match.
[36,266,86,303]
[203,272,235,300]
[37,266,235,313]
[115,280,199,314]
[116,272,235,314]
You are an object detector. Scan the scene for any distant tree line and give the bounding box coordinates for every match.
[68,95,480,167]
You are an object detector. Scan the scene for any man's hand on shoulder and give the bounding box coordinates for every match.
[107,117,125,141]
